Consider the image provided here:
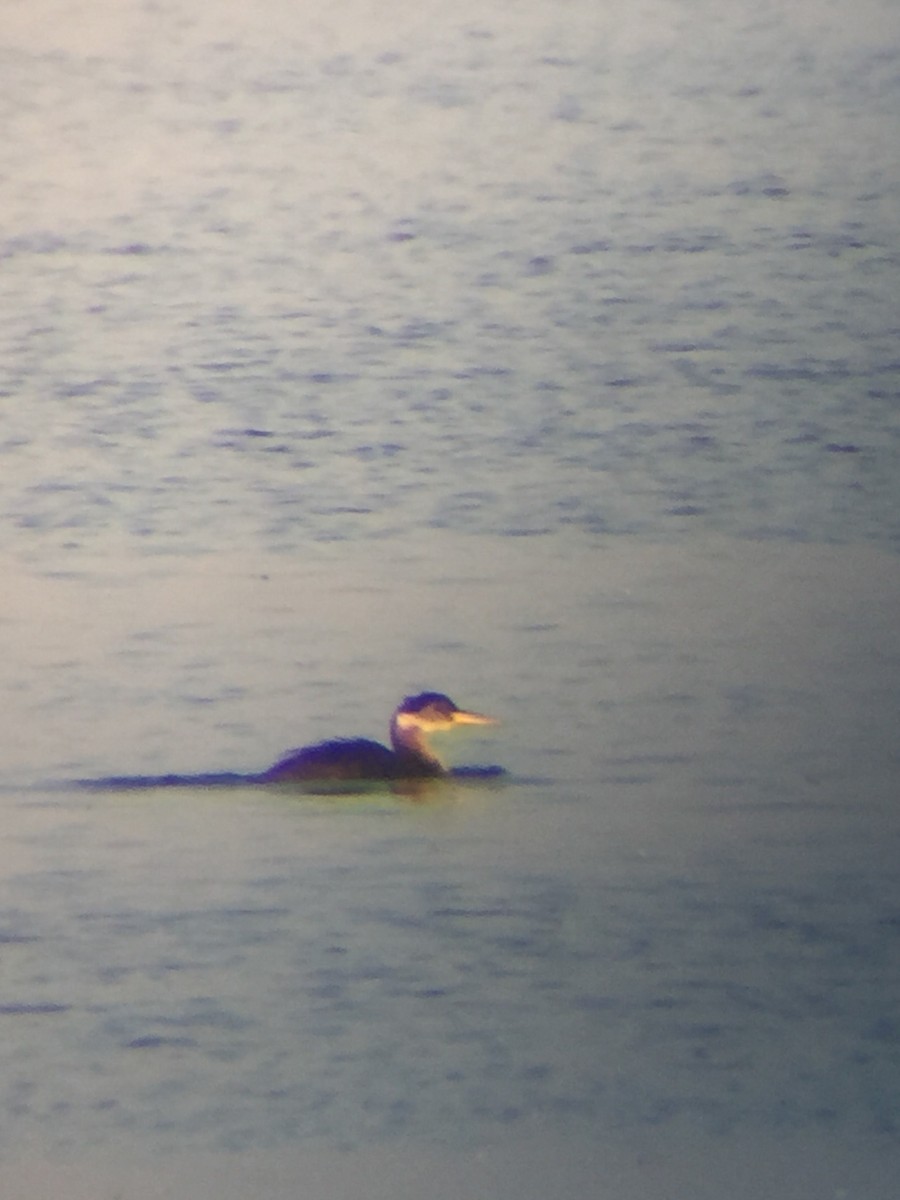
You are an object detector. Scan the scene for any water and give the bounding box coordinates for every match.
[4,0,899,556]
[2,1,900,1195]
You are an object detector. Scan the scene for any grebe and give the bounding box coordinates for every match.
[260,691,498,783]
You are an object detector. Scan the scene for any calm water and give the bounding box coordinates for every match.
[2,0,900,1195]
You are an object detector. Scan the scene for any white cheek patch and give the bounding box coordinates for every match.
[395,710,448,733]
[394,711,421,732]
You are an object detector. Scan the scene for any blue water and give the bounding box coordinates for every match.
[2,0,898,561]
[2,1,899,1193]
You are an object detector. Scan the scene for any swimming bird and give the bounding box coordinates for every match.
[260,691,498,783]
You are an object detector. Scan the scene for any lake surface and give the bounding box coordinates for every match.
[2,0,899,1196]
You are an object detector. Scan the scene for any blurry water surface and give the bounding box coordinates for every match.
[3,0,899,556]
[1,0,899,1195]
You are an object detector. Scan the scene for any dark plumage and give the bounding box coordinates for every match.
[261,691,497,783]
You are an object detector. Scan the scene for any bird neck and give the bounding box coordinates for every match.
[390,713,445,775]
